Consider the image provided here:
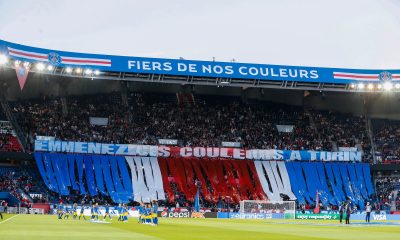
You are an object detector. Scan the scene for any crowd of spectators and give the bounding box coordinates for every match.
[10,92,369,156]
[373,119,400,163]
[0,109,22,152]
[374,176,400,210]
[0,166,46,206]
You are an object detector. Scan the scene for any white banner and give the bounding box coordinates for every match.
[89,117,109,126]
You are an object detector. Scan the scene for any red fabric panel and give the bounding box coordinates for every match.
[222,160,241,203]
[173,158,194,200]
[247,161,268,200]
[166,158,186,195]
[230,160,250,200]
[199,159,220,202]
[214,160,228,197]
[181,158,197,201]
[189,158,212,202]
[157,158,175,202]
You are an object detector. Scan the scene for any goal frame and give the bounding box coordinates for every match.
[239,200,296,219]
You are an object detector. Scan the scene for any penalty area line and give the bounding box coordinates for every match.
[0,214,19,224]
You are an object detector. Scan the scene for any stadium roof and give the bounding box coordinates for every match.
[1,39,400,93]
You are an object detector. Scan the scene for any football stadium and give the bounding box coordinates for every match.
[1,1,400,239]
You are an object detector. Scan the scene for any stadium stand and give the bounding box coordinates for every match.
[373,119,400,163]
[11,93,370,155]
[1,91,399,211]
[0,108,22,152]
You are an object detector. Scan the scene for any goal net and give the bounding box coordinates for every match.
[239,200,296,219]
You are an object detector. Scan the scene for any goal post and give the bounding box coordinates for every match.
[239,200,296,219]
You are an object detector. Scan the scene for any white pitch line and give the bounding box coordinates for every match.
[0,214,19,224]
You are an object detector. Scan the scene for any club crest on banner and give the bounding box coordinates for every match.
[15,65,30,90]
[379,71,392,81]
[48,52,62,65]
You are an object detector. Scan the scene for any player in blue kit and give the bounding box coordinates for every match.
[57,203,63,219]
[78,202,86,220]
[73,203,78,220]
[137,202,144,224]
[152,200,159,226]
[117,204,123,221]
[91,203,99,221]
[103,203,112,221]
[122,204,129,222]
[62,204,69,219]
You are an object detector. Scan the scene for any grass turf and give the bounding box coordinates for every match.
[1,214,400,240]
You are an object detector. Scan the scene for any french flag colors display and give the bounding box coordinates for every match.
[33,152,374,209]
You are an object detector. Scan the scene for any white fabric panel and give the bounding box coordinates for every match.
[276,161,296,200]
[134,157,151,203]
[254,161,273,200]
[142,158,157,201]
[269,161,285,192]
[125,157,142,202]
[149,157,166,200]
[262,161,282,201]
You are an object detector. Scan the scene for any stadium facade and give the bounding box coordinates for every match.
[0,39,400,218]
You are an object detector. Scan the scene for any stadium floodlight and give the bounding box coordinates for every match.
[350,84,355,89]
[65,67,73,73]
[367,83,374,90]
[84,69,93,75]
[383,81,393,91]
[0,54,8,65]
[75,68,82,74]
[36,62,45,71]
[377,84,382,90]
[357,83,365,89]
[47,65,54,71]
[14,60,21,67]
[395,83,400,89]
[94,70,100,75]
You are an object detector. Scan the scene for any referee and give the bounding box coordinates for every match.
[345,199,352,225]
[365,202,372,223]
[339,201,345,224]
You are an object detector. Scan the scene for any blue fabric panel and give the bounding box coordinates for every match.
[310,163,328,205]
[117,156,133,195]
[59,154,71,187]
[67,155,79,190]
[43,153,58,193]
[315,163,334,205]
[363,163,374,196]
[331,163,346,201]
[109,156,125,194]
[285,162,305,204]
[84,155,98,196]
[75,155,87,194]
[50,154,69,195]
[92,155,106,195]
[292,162,312,203]
[347,164,364,210]
[101,156,115,195]
[33,152,51,190]
[324,163,343,204]
[355,163,368,199]
[301,163,317,202]
[339,164,354,201]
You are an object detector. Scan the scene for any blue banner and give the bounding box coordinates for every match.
[1,39,400,84]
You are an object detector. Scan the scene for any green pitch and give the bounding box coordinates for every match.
[1,214,400,240]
